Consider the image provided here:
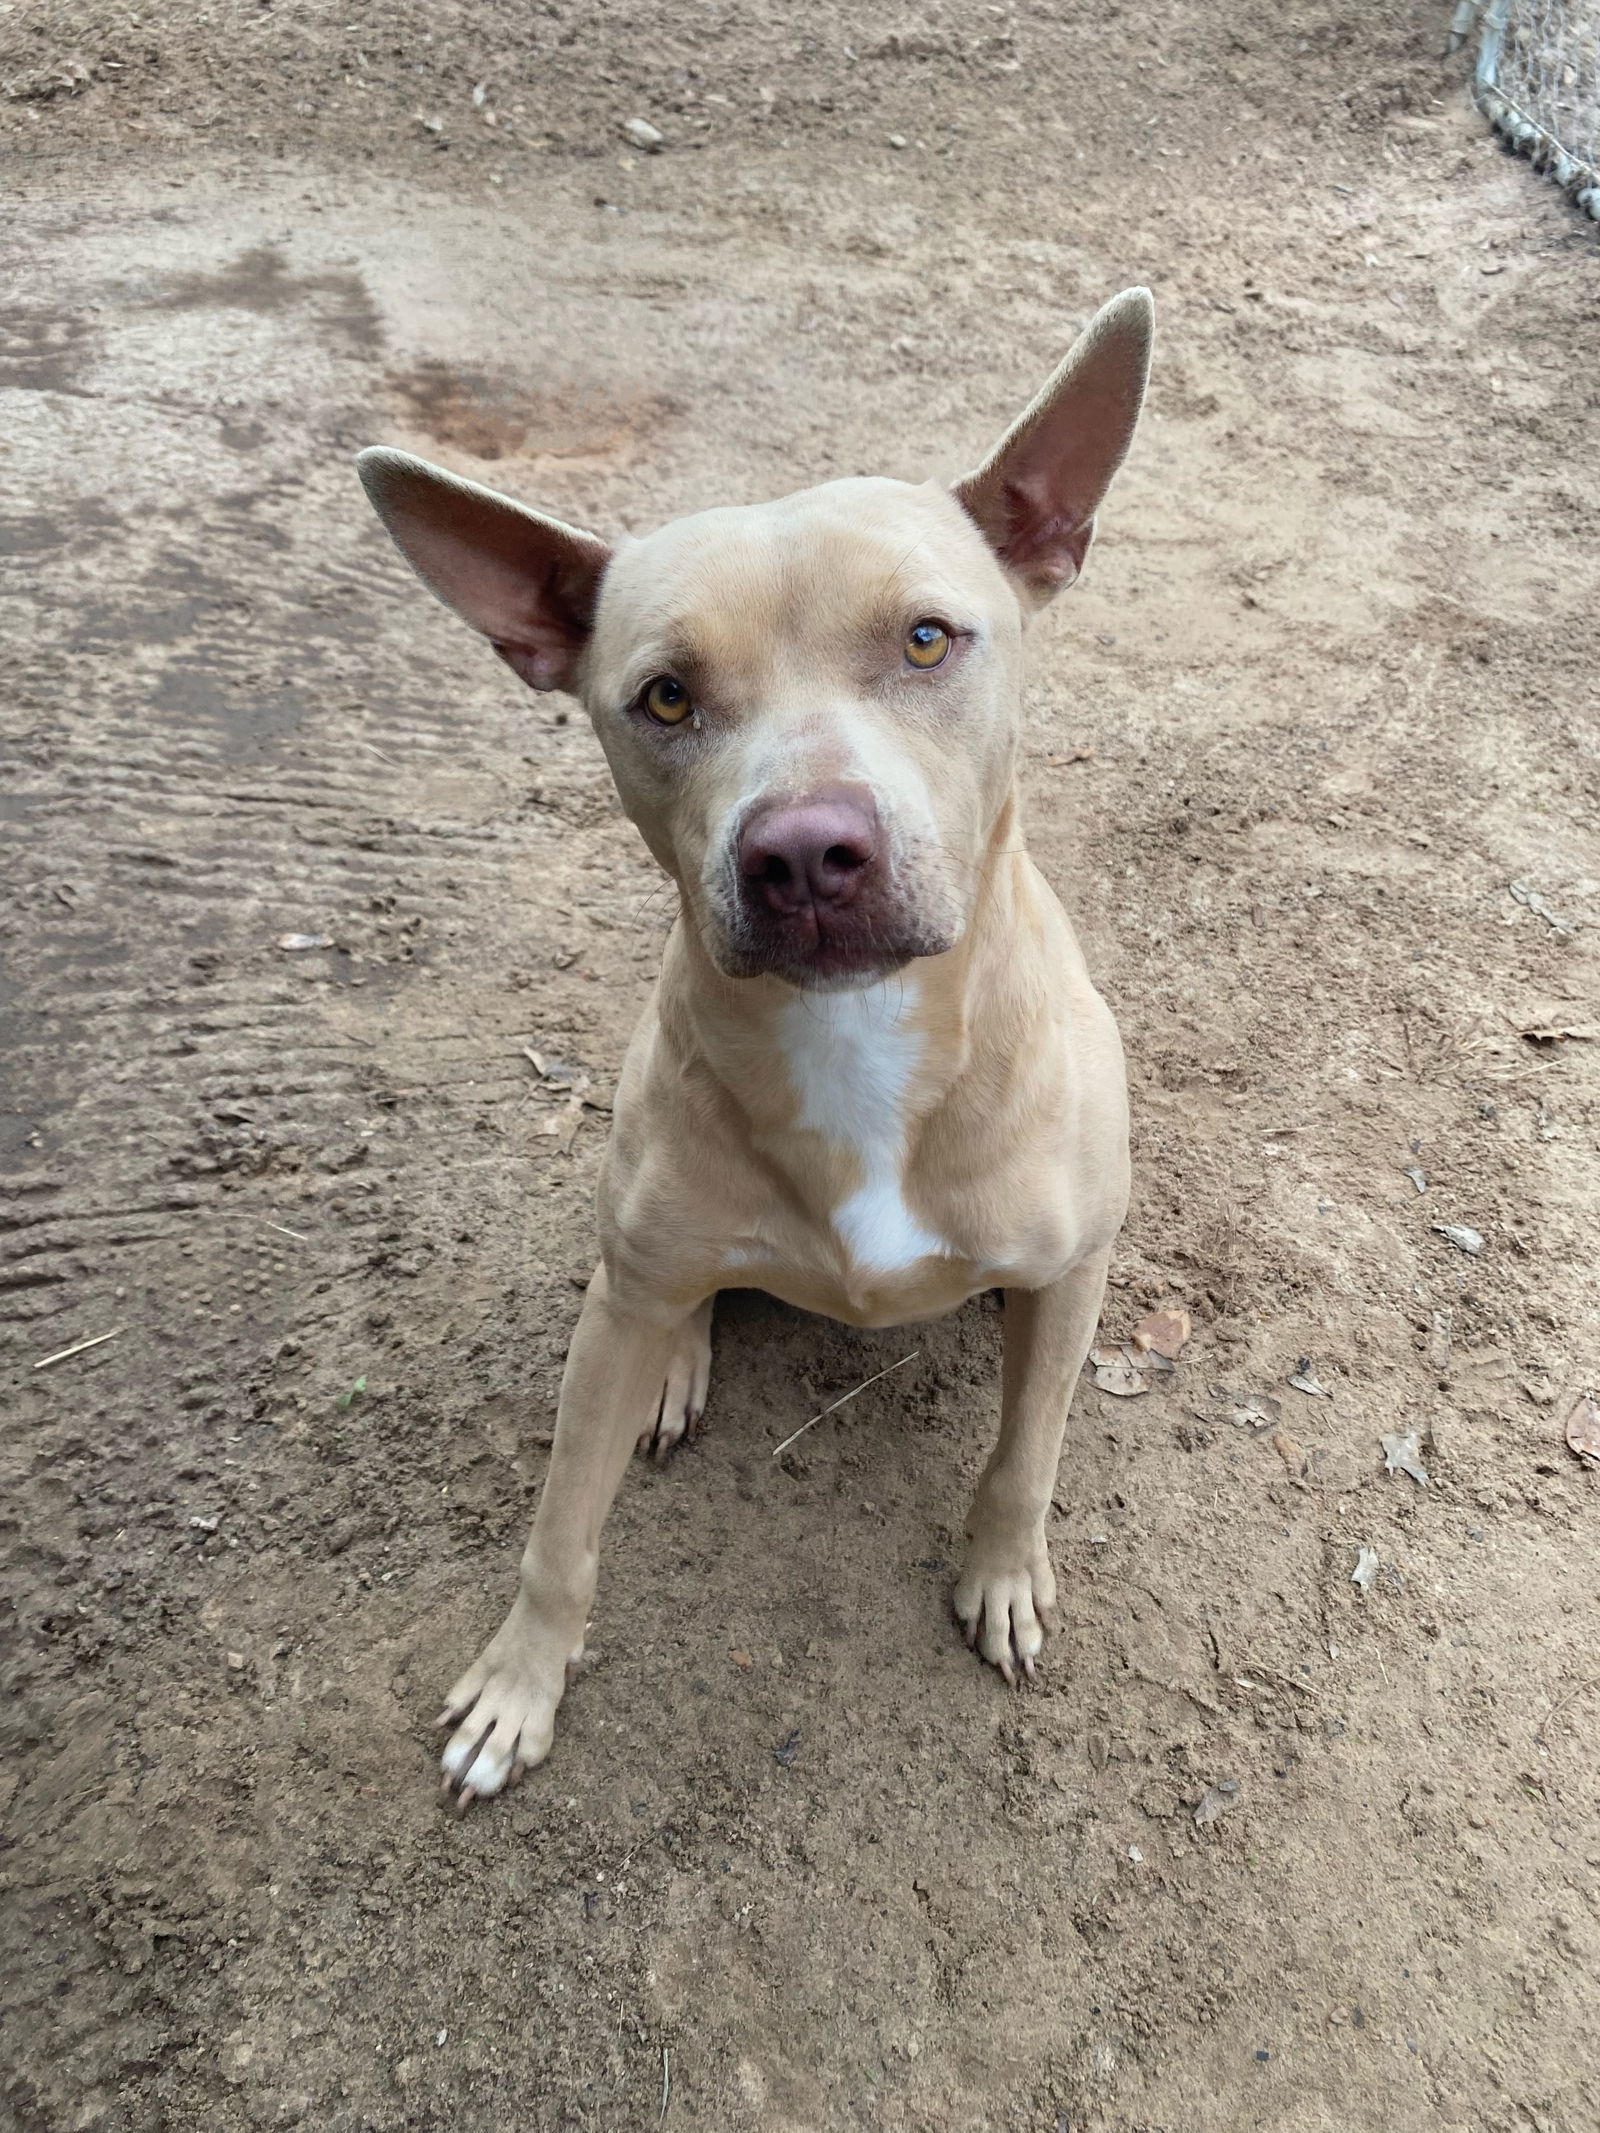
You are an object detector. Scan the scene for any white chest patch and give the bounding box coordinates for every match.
[778,982,949,1274]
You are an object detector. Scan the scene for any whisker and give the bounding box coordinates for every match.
[629,875,680,929]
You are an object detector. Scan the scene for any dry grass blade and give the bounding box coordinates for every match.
[33,1327,126,1371]
[771,1350,920,1458]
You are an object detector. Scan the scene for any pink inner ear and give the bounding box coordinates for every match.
[953,288,1152,603]
[357,448,612,695]
[496,641,575,693]
[995,483,1093,587]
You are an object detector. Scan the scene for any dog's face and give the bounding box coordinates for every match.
[358,290,1151,990]
[581,478,1023,985]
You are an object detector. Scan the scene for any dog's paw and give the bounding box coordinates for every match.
[436,1608,577,1810]
[953,1537,1057,1688]
[636,1299,714,1459]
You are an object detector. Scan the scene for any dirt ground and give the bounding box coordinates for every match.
[3,3,1598,2128]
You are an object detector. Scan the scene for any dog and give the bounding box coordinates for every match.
[356,288,1153,1805]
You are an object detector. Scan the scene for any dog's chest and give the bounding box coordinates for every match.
[776,986,949,1279]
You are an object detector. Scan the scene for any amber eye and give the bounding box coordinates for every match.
[641,675,693,725]
[905,620,951,669]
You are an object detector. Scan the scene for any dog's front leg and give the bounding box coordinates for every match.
[438,1265,709,1805]
[955,1247,1111,1685]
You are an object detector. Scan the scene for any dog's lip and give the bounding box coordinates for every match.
[721,910,952,985]
[742,946,916,988]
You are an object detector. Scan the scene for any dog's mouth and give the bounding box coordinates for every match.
[713,883,959,989]
[721,907,953,988]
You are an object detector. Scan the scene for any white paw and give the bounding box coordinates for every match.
[436,1624,575,1809]
[953,1539,1057,1688]
[636,1300,714,1458]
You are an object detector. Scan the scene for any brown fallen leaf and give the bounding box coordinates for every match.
[1131,1305,1192,1360]
[1271,1428,1308,1486]
[729,1648,754,1670]
[1564,1393,1600,1468]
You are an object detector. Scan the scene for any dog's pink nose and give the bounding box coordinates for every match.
[738,787,880,918]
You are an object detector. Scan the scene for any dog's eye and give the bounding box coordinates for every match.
[904,621,951,670]
[641,675,693,726]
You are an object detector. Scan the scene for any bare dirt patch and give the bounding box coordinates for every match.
[3,5,1598,2130]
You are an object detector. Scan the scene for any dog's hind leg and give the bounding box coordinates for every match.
[954,1245,1111,1686]
[635,1296,714,1459]
[437,1264,710,1806]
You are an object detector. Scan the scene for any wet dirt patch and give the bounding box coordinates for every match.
[148,661,321,753]
[0,306,99,395]
[0,513,76,557]
[385,359,678,463]
[147,242,382,356]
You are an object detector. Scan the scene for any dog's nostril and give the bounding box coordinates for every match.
[760,855,792,888]
[824,844,865,872]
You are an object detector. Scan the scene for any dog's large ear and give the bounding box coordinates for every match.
[953,287,1152,604]
[356,448,612,692]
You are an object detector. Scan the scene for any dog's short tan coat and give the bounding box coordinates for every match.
[358,289,1153,1804]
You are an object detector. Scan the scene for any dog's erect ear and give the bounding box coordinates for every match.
[953,287,1153,604]
[356,448,612,692]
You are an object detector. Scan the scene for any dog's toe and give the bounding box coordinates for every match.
[436,1635,568,1810]
[953,1551,1054,1687]
[635,1301,714,1459]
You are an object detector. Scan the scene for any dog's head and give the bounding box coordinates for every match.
[358,290,1151,990]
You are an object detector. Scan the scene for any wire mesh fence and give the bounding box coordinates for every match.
[1453,0,1600,218]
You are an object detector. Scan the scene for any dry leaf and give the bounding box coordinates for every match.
[275,932,333,951]
[1271,1428,1308,1483]
[530,1099,584,1148]
[1194,1779,1241,1827]
[1288,1359,1331,1398]
[1382,1428,1430,1485]
[1432,1222,1484,1256]
[1131,1306,1192,1360]
[1563,1393,1600,1467]
[1520,1023,1599,1047]
[1091,1345,1148,1398]
[1206,1388,1281,1431]
[1351,1546,1379,1592]
[1508,880,1575,934]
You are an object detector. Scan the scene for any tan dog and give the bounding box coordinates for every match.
[357,288,1153,1805]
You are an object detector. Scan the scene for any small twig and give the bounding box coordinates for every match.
[660,2045,670,2122]
[1128,1666,1224,1719]
[1083,1565,1170,1611]
[33,1327,126,1371]
[771,1350,920,1459]
[1535,1676,1598,1749]
[265,1221,310,1242]
[1240,1660,1319,1697]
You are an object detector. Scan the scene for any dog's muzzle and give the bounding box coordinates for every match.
[719,782,953,986]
